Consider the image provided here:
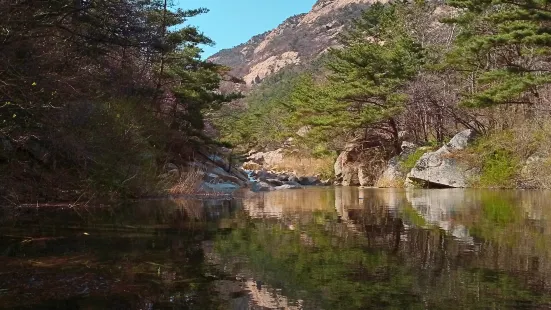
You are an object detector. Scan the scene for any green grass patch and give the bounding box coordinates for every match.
[468,131,522,188]
[400,148,430,173]
[478,150,519,188]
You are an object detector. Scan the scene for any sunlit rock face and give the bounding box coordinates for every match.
[208,0,381,89]
[406,129,479,188]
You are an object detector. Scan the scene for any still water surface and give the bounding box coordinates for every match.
[1,187,551,309]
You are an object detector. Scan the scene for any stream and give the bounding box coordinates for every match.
[1,187,551,309]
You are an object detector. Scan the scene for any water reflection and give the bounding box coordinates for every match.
[1,188,551,308]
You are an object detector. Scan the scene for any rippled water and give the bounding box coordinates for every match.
[2,187,551,309]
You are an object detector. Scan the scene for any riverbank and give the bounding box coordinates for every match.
[242,124,551,191]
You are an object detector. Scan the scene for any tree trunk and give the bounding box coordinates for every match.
[388,118,401,155]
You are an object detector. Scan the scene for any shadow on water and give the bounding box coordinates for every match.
[1,188,551,308]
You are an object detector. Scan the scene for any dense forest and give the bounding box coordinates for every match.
[5,0,551,203]
[216,0,551,189]
[0,0,240,203]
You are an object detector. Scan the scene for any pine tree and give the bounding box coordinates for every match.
[291,2,424,153]
[445,0,551,107]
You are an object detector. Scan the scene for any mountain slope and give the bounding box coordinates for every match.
[209,0,386,86]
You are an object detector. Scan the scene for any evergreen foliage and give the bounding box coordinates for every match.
[445,0,551,106]
[291,2,425,152]
[0,0,237,201]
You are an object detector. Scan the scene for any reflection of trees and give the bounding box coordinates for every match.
[0,200,239,309]
[3,189,551,308]
[216,189,551,309]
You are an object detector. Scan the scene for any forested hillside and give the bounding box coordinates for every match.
[0,1,238,202]
[215,0,551,188]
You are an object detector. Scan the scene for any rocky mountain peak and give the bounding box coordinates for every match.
[209,0,384,88]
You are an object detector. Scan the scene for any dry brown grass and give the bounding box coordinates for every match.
[270,155,335,179]
[453,117,551,188]
[167,166,204,195]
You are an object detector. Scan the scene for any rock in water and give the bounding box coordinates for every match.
[274,184,303,190]
[252,181,274,192]
[298,176,321,186]
[406,129,478,188]
[265,179,284,186]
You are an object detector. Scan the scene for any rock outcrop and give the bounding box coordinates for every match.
[406,129,478,188]
[375,143,418,188]
[244,147,329,191]
[246,148,285,167]
[209,0,380,90]
[334,141,388,187]
[334,150,360,186]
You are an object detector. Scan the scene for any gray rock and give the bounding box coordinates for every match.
[285,181,302,187]
[288,176,300,183]
[265,178,284,186]
[247,149,284,167]
[358,165,372,187]
[277,174,290,182]
[258,170,278,181]
[401,141,417,151]
[376,146,418,188]
[447,129,477,150]
[296,126,312,137]
[334,152,346,179]
[406,129,478,188]
[274,184,303,190]
[252,181,274,192]
[342,164,359,186]
[201,182,241,193]
[298,176,320,185]
[210,167,246,186]
[335,151,360,186]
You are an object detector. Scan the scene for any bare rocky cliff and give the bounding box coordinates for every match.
[209,0,386,87]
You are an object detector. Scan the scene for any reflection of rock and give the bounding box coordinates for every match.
[407,130,478,188]
[243,188,334,218]
[334,186,359,220]
[405,189,475,242]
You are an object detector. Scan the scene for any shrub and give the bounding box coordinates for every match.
[167,166,204,195]
[400,148,430,173]
[477,150,519,188]
[271,154,336,180]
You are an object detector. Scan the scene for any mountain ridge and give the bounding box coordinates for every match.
[208,0,385,87]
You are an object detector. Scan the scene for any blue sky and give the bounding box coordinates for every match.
[178,0,317,58]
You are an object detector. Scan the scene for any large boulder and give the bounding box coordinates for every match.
[358,164,377,187]
[334,151,360,186]
[192,160,250,193]
[406,129,478,188]
[265,178,284,186]
[375,143,418,188]
[251,181,274,192]
[298,176,321,186]
[247,148,284,167]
